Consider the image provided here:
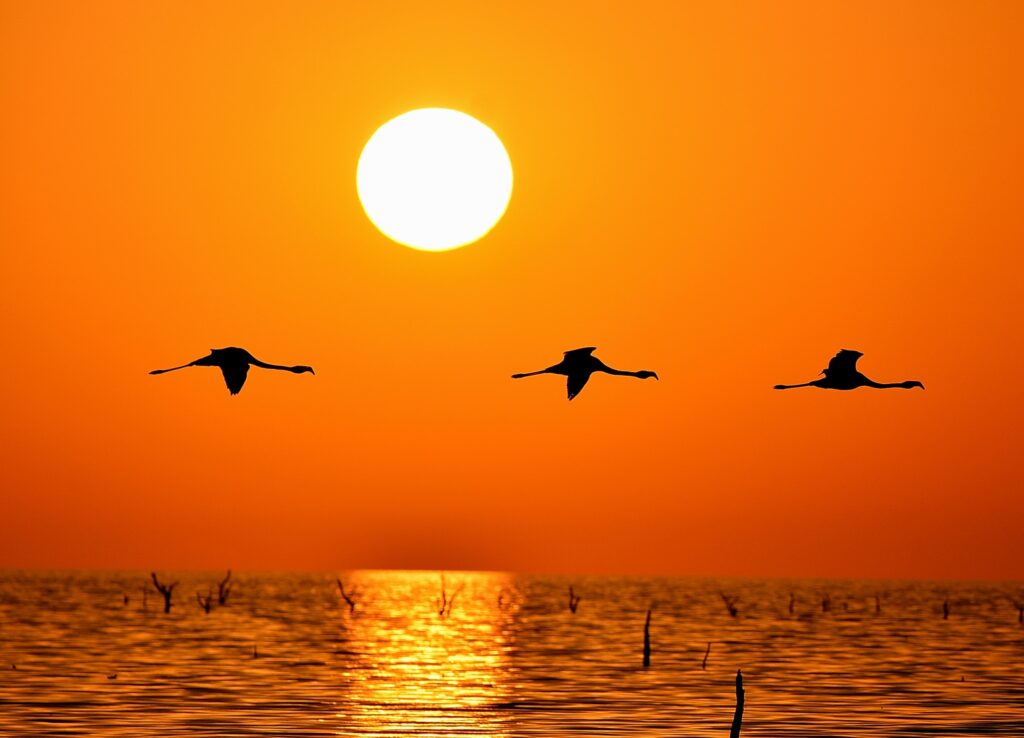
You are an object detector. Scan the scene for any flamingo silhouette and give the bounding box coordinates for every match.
[150,347,314,395]
[774,349,923,391]
[512,347,658,400]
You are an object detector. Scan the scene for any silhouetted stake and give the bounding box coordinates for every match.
[568,586,581,614]
[123,593,129,606]
[337,579,358,614]
[437,574,448,617]
[1013,600,1023,624]
[822,594,831,613]
[140,586,148,611]
[436,574,464,617]
[643,609,652,668]
[788,593,795,615]
[875,594,882,613]
[217,570,232,606]
[702,642,711,670]
[151,572,178,614]
[730,669,745,738]
[720,593,738,617]
[196,588,213,614]
[773,349,924,391]
[943,600,949,619]
[253,645,259,659]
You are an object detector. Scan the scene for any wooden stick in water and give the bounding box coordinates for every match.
[643,609,652,668]
[702,641,711,670]
[217,570,232,606]
[196,588,213,614]
[730,669,745,738]
[337,579,358,614]
[151,572,177,614]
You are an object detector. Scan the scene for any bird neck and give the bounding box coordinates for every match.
[598,365,639,377]
[251,359,297,372]
[864,379,907,389]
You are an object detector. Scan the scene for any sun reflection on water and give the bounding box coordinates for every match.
[331,571,515,737]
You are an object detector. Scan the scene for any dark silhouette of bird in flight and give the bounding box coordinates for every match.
[774,349,924,391]
[149,347,314,395]
[512,347,658,400]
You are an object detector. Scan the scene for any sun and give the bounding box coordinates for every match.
[356,108,513,252]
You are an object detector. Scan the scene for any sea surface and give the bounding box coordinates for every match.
[0,571,1021,736]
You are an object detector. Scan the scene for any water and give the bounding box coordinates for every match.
[0,571,1021,736]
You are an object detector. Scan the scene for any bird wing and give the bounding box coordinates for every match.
[563,347,597,358]
[566,372,591,400]
[220,364,249,395]
[826,349,861,374]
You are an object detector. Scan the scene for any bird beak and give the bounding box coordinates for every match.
[310,369,316,375]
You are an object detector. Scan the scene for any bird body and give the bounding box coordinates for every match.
[150,347,314,395]
[512,347,658,400]
[774,349,923,391]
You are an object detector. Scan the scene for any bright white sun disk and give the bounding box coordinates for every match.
[356,108,513,252]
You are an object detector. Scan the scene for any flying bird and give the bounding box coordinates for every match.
[512,347,658,400]
[149,347,314,395]
[774,349,924,391]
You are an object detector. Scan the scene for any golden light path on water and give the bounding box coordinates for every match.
[332,571,513,736]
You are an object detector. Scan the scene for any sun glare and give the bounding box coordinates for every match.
[356,108,513,252]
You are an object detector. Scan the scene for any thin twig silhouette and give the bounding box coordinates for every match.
[436,574,464,617]
[217,570,232,606]
[196,588,213,614]
[151,572,178,614]
[337,579,358,614]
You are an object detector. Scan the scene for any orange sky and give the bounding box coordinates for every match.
[2,1,1022,579]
